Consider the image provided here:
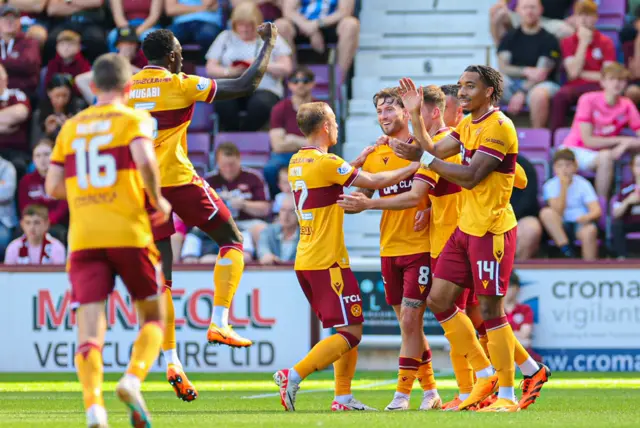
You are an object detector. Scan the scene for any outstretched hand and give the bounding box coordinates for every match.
[338,192,371,213]
[398,77,423,113]
[257,22,278,43]
[389,138,424,161]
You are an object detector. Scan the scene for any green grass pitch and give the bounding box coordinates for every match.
[1,371,639,427]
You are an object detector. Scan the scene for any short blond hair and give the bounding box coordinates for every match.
[574,0,598,16]
[231,1,263,31]
[422,85,446,112]
[602,62,630,80]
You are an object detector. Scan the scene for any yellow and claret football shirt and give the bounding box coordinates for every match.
[51,103,155,252]
[362,140,430,257]
[127,66,217,187]
[451,109,518,237]
[288,147,359,271]
[413,127,462,258]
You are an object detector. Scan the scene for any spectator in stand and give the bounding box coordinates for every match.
[44,30,91,93]
[165,0,223,54]
[264,66,315,196]
[31,74,85,146]
[272,166,291,214]
[540,149,601,260]
[206,1,292,131]
[440,84,464,128]
[559,63,640,198]
[620,7,640,105]
[0,5,41,98]
[490,0,576,44]
[74,28,149,104]
[0,63,31,178]
[45,1,108,63]
[171,213,188,264]
[0,154,17,260]
[504,271,539,361]
[550,0,616,131]
[181,228,254,263]
[232,0,283,22]
[497,0,561,128]
[611,153,640,259]
[206,142,271,247]
[17,139,68,243]
[511,155,542,260]
[258,195,298,264]
[9,1,49,47]
[3,204,66,264]
[275,0,360,76]
[108,0,163,52]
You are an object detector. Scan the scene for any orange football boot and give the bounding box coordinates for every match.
[477,398,519,412]
[167,364,198,402]
[458,374,499,411]
[519,363,551,410]
[442,395,463,411]
[478,393,498,409]
[207,323,253,348]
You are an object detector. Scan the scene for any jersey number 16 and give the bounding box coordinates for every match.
[72,135,117,189]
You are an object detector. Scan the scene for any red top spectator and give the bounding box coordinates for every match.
[0,64,30,152]
[0,5,41,96]
[45,30,91,93]
[18,139,69,226]
[504,271,535,351]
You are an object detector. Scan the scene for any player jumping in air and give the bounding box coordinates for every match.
[45,53,172,428]
[273,102,418,412]
[128,24,277,401]
[344,87,441,411]
[390,68,550,412]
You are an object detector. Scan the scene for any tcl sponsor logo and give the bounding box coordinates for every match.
[341,294,362,304]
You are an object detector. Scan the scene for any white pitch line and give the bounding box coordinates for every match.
[241,379,395,399]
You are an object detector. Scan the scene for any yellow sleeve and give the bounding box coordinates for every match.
[320,154,360,187]
[181,74,217,103]
[513,162,528,189]
[477,120,516,161]
[50,123,69,166]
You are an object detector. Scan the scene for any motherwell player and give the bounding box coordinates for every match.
[45,54,172,428]
[345,87,441,411]
[273,102,418,412]
[391,69,550,412]
[128,25,277,400]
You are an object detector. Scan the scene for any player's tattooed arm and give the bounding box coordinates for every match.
[426,151,501,190]
[214,23,277,101]
[401,297,425,309]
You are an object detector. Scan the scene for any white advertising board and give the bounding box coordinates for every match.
[0,269,310,372]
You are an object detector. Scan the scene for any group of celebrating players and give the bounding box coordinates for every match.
[41,20,550,428]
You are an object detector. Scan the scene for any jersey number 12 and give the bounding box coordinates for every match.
[290,180,313,220]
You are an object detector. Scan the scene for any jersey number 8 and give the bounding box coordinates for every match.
[72,135,117,189]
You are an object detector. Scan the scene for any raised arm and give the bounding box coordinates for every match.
[214,23,277,101]
[339,180,429,212]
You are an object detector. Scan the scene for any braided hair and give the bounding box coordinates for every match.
[464,65,503,106]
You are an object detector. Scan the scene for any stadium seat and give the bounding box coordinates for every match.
[597,0,626,29]
[517,128,552,186]
[187,133,212,170]
[189,102,215,132]
[214,132,271,168]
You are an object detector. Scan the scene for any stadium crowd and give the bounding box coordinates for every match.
[1,0,640,265]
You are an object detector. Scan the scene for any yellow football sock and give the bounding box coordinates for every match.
[75,342,104,410]
[294,332,355,379]
[450,351,474,394]
[126,321,163,381]
[162,281,176,352]
[439,309,491,372]
[397,357,420,394]
[486,317,516,388]
[417,349,437,391]
[514,338,530,366]
[213,246,245,308]
[334,347,358,396]
[479,335,490,359]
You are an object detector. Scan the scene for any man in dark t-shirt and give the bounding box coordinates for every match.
[497,0,561,127]
[511,155,543,260]
[491,0,575,44]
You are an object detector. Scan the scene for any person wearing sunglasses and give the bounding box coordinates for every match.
[264,66,316,197]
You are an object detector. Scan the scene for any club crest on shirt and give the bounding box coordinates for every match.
[513,313,524,324]
[196,77,210,91]
[337,162,351,175]
[592,47,603,60]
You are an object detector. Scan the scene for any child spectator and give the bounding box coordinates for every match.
[551,0,616,131]
[18,139,68,243]
[0,154,17,260]
[44,30,91,93]
[611,153,640,259]
[205,142,271,247]
[272,166,292,214]
[4,204,66,265]
[258,195,298,265]
[540,149,601,260]
[505,271,540,361]
[560,63,640,198]
[171,213,188,264]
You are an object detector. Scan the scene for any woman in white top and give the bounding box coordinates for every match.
[206,1,293,131]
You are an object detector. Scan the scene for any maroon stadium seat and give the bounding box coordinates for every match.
[517,128,552,188]
[187,133,212,170]
[214,132,271,168]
